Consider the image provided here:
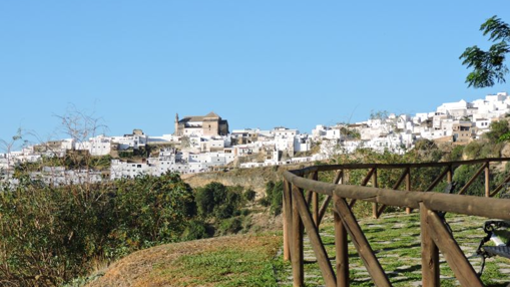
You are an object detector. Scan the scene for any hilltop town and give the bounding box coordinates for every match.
[1,92,509,186]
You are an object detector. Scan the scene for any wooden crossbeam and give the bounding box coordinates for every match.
[425,167,450,192]
[349,167,376,207]
[288,157,510,173]
[293,186,336,287]
[423,205,483,287]
[457,163,487,195]
[317,170,343,227]
[333,169,344,185]
[407,166,450,214]
[305,171,317,208]
[490,173,510,197]
[377,168,408,217]
[334,196,391,287]
[317,195,331,228]
[361,167,376,186]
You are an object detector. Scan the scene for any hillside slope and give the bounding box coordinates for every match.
[182,165,306,195]
[85,234,282,287]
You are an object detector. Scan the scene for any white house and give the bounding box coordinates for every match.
[110,159,151,179]
[436,100,472,118]
[89,135,112,156]
[112,130,147,150]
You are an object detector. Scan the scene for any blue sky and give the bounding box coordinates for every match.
[1,1,509,148]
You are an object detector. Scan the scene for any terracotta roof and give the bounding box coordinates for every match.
[204,111,220,118]
[180,112,220,123]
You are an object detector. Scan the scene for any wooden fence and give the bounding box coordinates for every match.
[282,158,510,287]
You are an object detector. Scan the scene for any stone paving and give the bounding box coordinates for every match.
[275,212,510,286]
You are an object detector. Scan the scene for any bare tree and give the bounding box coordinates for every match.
[0,128,24,179]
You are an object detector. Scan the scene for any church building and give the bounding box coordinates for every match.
[174,112,229,137]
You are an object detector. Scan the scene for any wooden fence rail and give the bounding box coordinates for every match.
[282,158,510,286]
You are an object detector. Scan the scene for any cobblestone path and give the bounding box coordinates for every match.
[275,212,510,286]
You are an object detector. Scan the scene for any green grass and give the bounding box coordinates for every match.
[69,212,510,287]
[171,249,282,286]
[148,234,283,287]
[274,212,510,286]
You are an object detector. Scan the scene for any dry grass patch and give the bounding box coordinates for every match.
[86,234,282,287]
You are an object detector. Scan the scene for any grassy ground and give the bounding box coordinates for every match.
[74,211,510,287]
[82,234,282,287]
[274,212,510,286]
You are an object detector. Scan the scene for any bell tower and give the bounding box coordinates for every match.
[174,113,179,135]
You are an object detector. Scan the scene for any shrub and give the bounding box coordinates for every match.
[195,182,243,219]
[181,219,210,241]
[263,181,283,215]
[0,172,196,286]
[218,217,243,235]
[243,189,257,201]
[450,145,465,161]
[485,119,509,142]
[463,141,482,159]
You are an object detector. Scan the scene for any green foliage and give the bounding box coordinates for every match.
[218,217,244,235]
[340,127,361,140]
[262,181,283,216]
[118,149,134,158]
[369,110,389,120]
[464,141,483,159]
[484,119,510,142]
[460,15,510,88]
[243,189,257,201]
[195,182,244,219]
[181,219,210,241]
[32,152,113,171]
[118,146,151,159]
[458,120,508,160]
[195,182,225,216]
[408,139,443,162]
[133,146,150,157]
[452,164,484,196]
[0,172,198,286]
[450,145,465,161]
[499,131,510,142]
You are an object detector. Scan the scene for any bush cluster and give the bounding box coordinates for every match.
[261,181,283,215]
[0,172,197,286]
[0,175,259,286]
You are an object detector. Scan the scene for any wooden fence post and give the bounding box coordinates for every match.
[405,168,411,214]
[420,203,439,287]
[291,185,304,287]
[293,186,336,287]
[372,168,378,218]
[312,171,319,225]
[485,161,490,197]
[334,195,349,287]
[423,205,483,287]
[333,196,390,286]
[283,180,292,261]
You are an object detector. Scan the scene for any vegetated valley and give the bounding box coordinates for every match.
[2,119,510,286]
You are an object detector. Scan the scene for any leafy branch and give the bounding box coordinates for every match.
[460,15,510,88]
